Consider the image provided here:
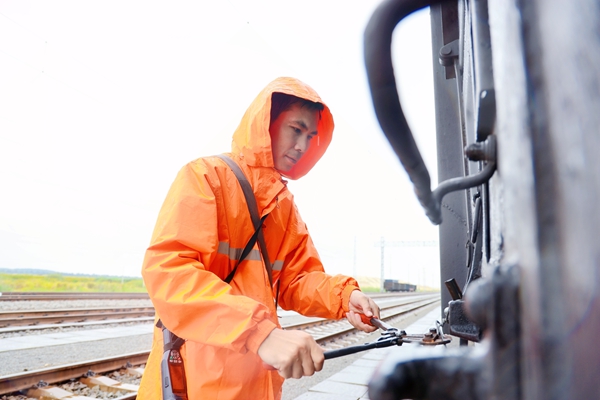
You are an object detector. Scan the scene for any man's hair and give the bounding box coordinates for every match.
[270,92,324,124]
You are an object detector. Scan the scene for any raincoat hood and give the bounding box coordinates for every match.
[231,77,334,180]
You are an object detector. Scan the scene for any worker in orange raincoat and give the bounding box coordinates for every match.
[138,77,380,400]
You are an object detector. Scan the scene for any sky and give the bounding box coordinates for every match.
[0,1,440,287]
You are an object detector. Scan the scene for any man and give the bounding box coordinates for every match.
[138,77,380,400]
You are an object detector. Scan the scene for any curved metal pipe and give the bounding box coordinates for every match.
[365,0,438,221]
[432,161,496,210]
[365,0,494,225]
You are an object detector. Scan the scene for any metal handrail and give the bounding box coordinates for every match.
[364,0,496,225]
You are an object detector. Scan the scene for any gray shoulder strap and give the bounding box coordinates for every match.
[215,154,273,286]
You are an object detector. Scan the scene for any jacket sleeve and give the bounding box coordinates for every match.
[141,162,277,354]
[276,205,360,319]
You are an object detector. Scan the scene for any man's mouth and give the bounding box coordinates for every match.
[285,155,297,164]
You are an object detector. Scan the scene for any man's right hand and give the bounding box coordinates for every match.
[257,328,324,379]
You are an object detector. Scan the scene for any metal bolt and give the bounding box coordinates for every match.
[441,46,452,56]
[465,135,497,162]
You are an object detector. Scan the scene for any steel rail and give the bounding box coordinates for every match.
[366,292,428,299]
[282,294,439,331]
[0,351,149,395]
[0,307,155,328]
[0,294,437,333]
[0,292,150,301]
[0,317,155,335]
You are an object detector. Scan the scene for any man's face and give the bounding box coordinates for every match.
[269,103,319,172]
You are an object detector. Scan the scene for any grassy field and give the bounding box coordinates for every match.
[0,272,147,293]
[0,272,437,294]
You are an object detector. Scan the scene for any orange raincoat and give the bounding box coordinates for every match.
[138,77,360,400]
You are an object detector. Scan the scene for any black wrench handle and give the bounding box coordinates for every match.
[324,342,380,360]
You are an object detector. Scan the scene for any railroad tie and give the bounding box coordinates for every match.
[27,386,96,399]
[80,375,139,393]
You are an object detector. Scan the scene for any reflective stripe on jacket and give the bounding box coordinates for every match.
[137,77,360,400]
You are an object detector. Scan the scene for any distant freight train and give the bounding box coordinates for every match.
[383,279,416,292]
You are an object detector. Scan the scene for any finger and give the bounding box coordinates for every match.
[301,356,316,377]
[348,311,378,332]
[352,311,366,327]
[312,346,325,372]
[355,296,374,317]
[278,363,292,379]
[346,310,358,326]
[298,347,316,377]
[370,300,381,318]
[362,298,379,317]
[359,321,378,332]
[347,312,360,326]
[293,358,305,379]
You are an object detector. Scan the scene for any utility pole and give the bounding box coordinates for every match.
[353,236,357,279]
[379,236,385,292]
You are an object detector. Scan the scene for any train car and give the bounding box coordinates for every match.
[384,279,417,292]
[363,0,600,399]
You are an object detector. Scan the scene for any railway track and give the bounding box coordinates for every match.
[284,294,436,331]
[0,351,146,399]
[0,293,440,398]
[0,292,150,301]
[0,307,155,331]
[0,292,434,334]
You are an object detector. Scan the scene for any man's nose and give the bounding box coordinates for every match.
[295,135,310,153]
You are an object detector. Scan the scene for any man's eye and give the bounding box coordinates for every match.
[308,135,315,141]
[293,127,301,134]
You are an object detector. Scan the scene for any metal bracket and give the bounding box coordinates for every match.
[439,39,459,67]
[447,300,482,342]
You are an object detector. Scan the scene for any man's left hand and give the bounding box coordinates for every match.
[346,290,380,333]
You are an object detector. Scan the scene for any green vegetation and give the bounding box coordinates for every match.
[0,272,147,293]
[0,271,439,294]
